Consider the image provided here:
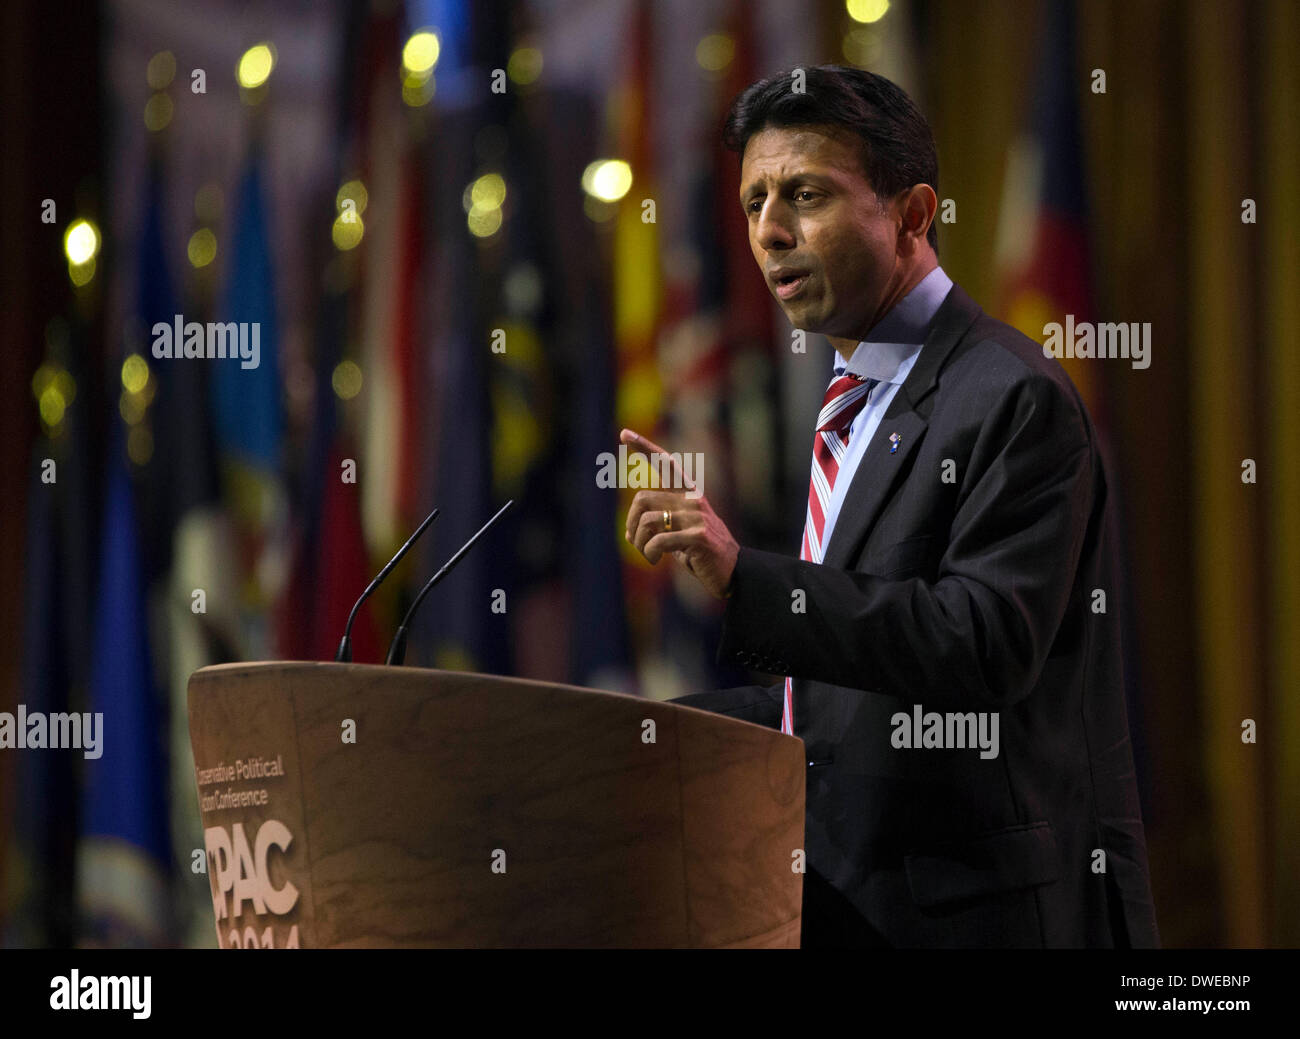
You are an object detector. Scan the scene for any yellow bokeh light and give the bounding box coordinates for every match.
[64,219,99,265]
[506,47,542,85]
[402,75,435,107]
[31,362,55,398]
[35,363,75,427]
[188,227,218,268]
[469,173,506,210]
[847,0,890,23]
[842,27,880,67]
[332,213,365,250]
[68,257,96,286]
[462,173,505,236]
[128,424,154,465]
[581,159,633,202]
[120,389,146,425]
[39,384,66,427]
[583,195,617,223]
[237,43,276,89]
[332,359,363,399]
[55,370,76,405]
[336,179,368,217]
[695,34,735,72]
[402,30,440,76]
[121,353,150,394]
[144,91,173,132]
[146,51,176,90]
[467,206,502,238]
[32,364,77,422]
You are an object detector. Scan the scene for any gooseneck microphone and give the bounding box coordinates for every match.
[385,499,514,667]
[335,507,441,662]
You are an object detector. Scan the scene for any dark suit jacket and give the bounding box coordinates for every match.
[673,283,1159,949]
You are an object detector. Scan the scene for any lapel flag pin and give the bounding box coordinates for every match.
[889,432,901,454]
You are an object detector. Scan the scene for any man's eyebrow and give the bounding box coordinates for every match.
[739,171,834,202]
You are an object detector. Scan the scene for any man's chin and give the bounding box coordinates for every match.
[789,315,832,338]
[778,303,821,332]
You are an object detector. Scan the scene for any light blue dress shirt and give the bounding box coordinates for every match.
[818,265,954,553]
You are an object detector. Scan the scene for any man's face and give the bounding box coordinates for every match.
[739,124,902,340]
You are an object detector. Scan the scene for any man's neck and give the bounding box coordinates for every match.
[828,256,938,364]
[827,334,863,365]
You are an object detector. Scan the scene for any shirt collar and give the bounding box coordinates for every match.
[835,266,953,383]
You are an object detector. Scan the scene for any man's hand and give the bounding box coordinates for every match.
[620,428,740,600]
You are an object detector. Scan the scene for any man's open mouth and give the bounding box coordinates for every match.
[773,272,809,299]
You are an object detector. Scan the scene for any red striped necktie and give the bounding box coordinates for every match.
[781,372,878,736]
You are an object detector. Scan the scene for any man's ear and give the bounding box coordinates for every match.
[897,183,938,254]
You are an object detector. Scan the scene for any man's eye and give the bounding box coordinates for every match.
[795,190,818,202]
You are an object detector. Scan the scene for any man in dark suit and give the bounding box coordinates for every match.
[621,65,1157,948]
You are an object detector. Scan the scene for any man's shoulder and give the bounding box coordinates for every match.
[937,290,1090,416]
[962,309,1075,388]
[923,285,1096,451]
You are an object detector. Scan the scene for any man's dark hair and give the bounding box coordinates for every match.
[723,65,940,253]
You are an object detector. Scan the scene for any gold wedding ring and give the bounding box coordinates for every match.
[663,509,673,531]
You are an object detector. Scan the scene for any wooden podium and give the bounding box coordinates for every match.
[187,662,804,948]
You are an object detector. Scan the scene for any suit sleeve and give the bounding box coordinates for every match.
[718,372,1094,708]
[668,682,784,730]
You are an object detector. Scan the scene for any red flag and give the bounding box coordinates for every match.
[309,443,381,663]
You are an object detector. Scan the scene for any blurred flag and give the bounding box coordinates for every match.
[131,154,241,946]
[713,0,781,482]
[483,29,568,684]
[133,156,205,576]
[5,445,79,947]
[277,0,367,663]
[994,0,1149,800]
[413,257,500,673]
[5,449,66,948]
[307,442,382,662]
[410,4,511,676]
[406,0,473,106]
[610,0,667,691]
[212,156,283,468]
[211,151,288,659]
[501,73,630,688]
[77,424,171,946]
[569,306,634,691]
[276,275,349,661]
[656,3,781,694]
[994,0,1105,427]
[7,317,98,948]
[166,500,240,950]
[358,8,422,560]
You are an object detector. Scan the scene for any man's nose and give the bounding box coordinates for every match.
[754,199,795,252]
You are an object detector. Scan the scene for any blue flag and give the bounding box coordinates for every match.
[78,427,171,946]
[212,157,282,470]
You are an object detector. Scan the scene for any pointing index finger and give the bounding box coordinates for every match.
[618,428,696,492]
[619,427,662,452]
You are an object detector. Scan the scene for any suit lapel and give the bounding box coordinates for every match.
[822,283,985,571]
